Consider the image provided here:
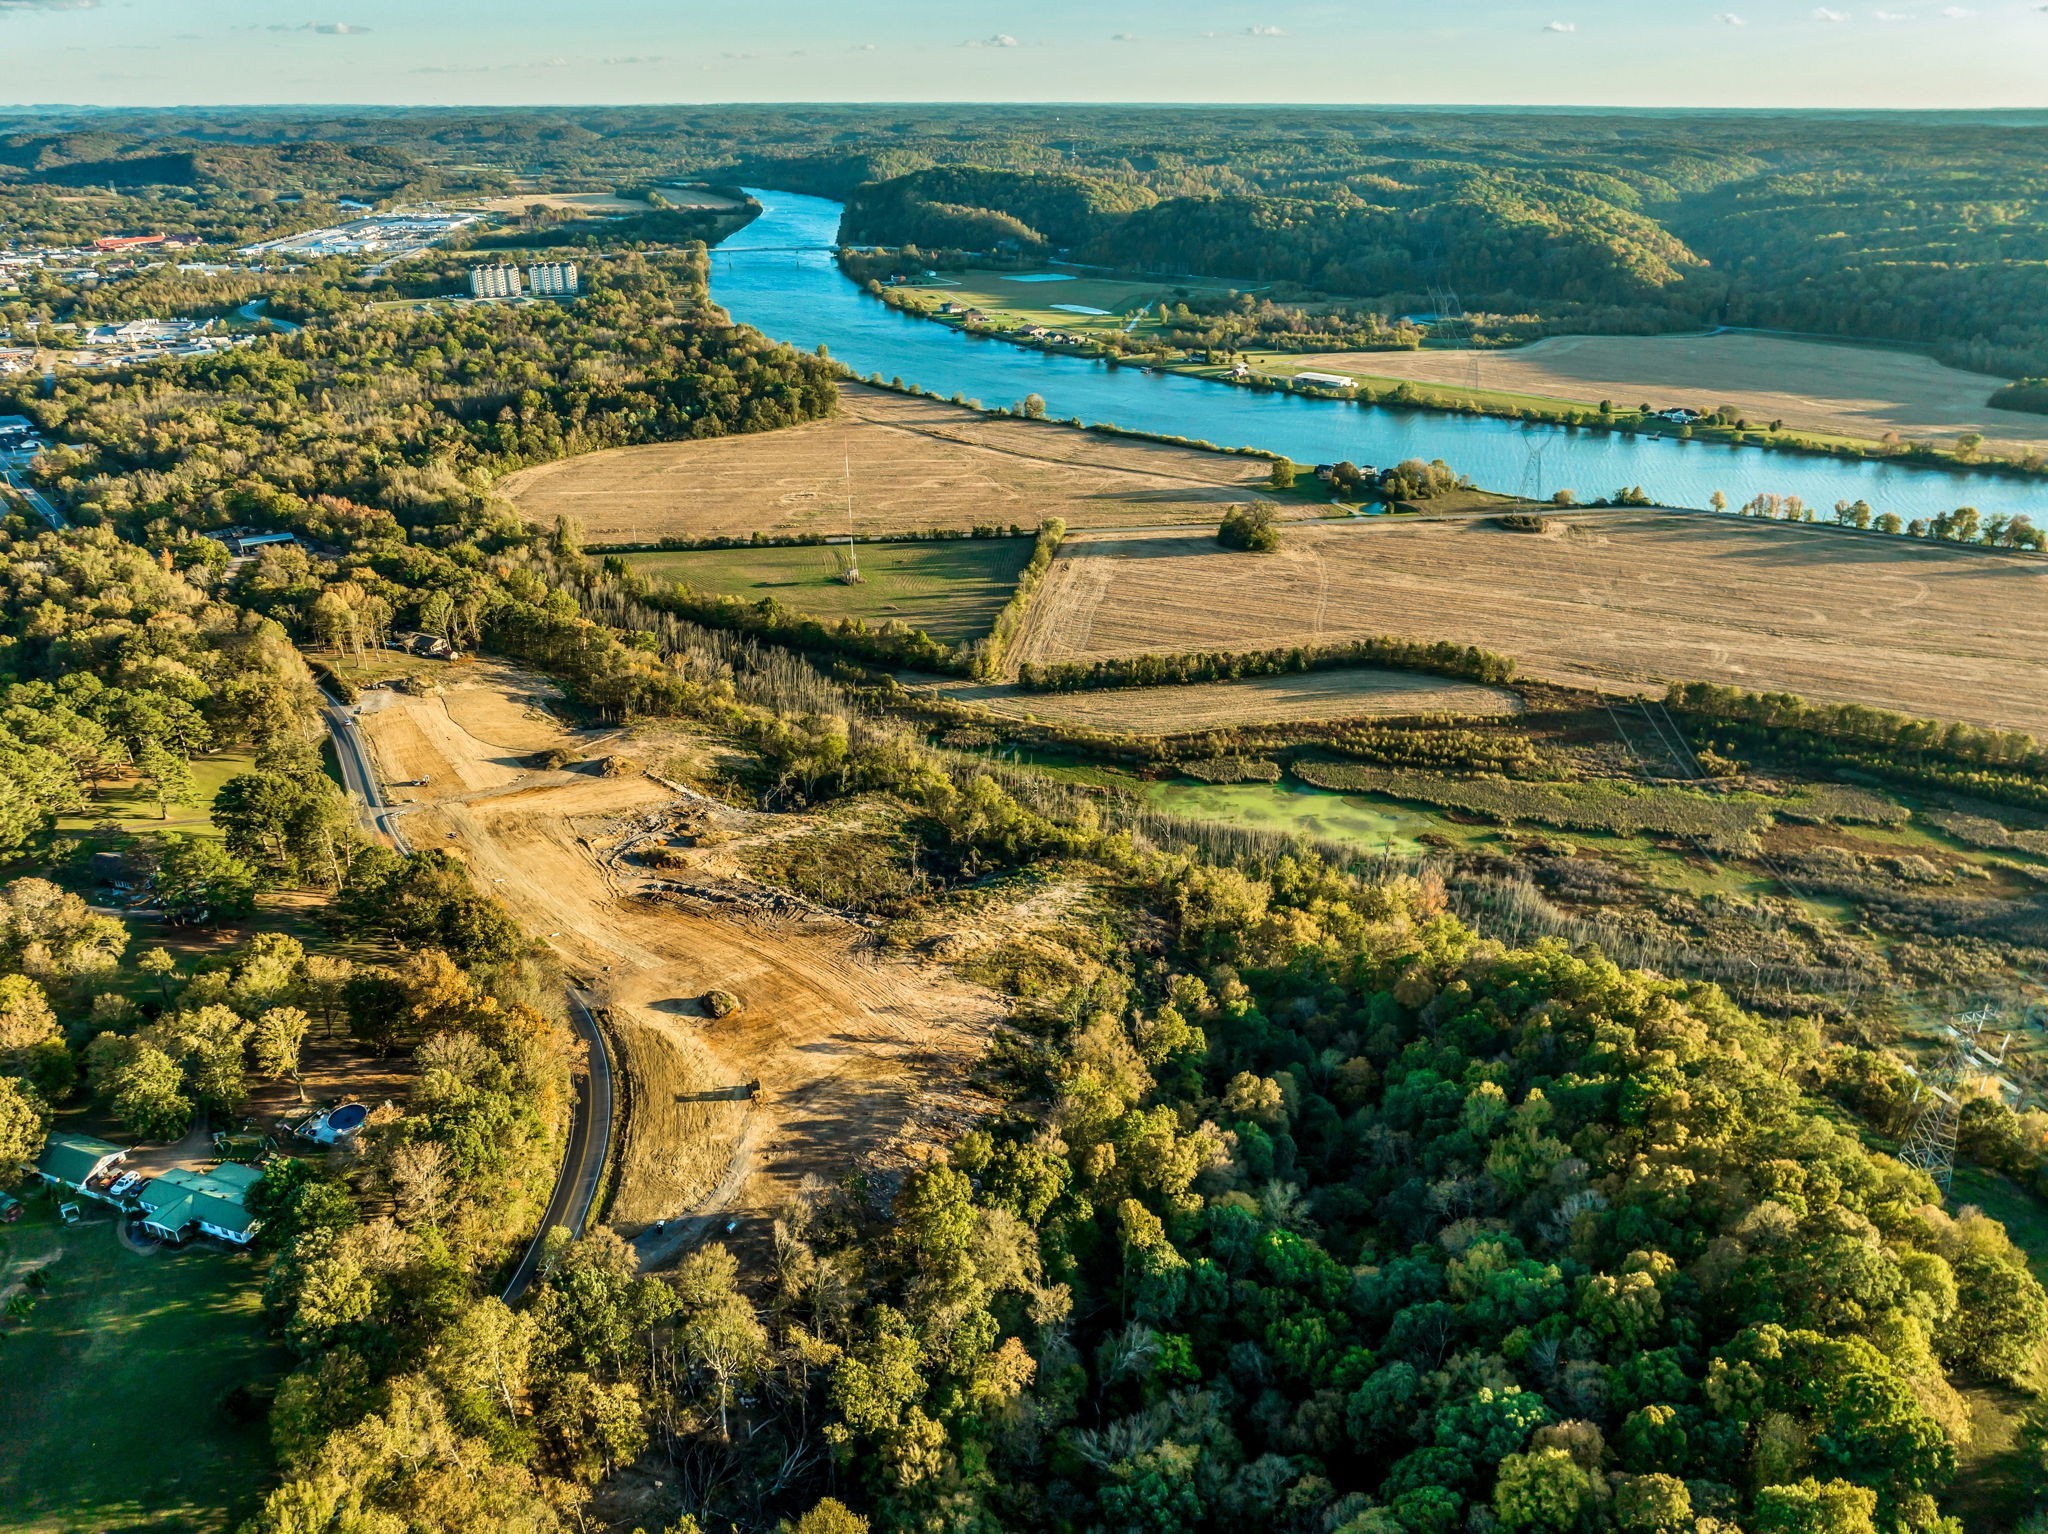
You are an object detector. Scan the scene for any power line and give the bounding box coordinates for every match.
[1897,1006,2008,1196]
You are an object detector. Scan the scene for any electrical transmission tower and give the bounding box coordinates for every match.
[1518,440,1548,502]
[1896,1006,2009,1195]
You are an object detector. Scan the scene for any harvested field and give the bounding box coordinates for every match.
[1284,332,2048,454]
[924,667,1519,732]
[497,382,1272,544]
[1007,511,2048,736]
[351,664,1002,1249]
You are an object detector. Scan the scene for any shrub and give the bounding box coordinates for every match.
[703,988,741,1019]
[1217,503,1281,552]
[1178,757,1282,784]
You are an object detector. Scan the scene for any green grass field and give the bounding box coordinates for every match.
[627,539,1036,643]
[903,267,1243,341]
[0,1200,285,1532]
[54,746,257,842]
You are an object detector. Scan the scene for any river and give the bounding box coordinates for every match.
[710,189,2048,523]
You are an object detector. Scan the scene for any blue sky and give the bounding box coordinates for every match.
[1,0,2045,109]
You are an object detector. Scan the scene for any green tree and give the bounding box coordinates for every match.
[253,1005,312,1097]
[1217,502,1281,552]
[136,740,198,822]
[86,1034,192,1141]
[0,1074,51,1179]
[1752,1478,1878,1534]
[153,836,257,923]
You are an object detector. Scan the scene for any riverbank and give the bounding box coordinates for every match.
[862,275,2048,486]
[713,189,2048,522]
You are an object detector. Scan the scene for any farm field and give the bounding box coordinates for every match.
[1270,331,2048,454]
[1006,510,2048,735]
[0,1203,283,1533]
[496,382,1272,543]
[903,266,1244,338]
[350,662,1002,1252]
[926,666,1520,731]
[625,538,1035,643]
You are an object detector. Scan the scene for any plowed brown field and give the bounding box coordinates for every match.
[353,661,1003,1249]
[1007,511,2048,735]
[496,382,1271,543]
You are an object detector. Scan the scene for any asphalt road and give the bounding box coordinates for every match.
[320,695,409,852]
[502,989,614,1302]
[315,686,616,1302]
[1,468,66,531]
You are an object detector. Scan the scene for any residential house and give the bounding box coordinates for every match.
[37,1131,128,1198]
[135,1164,264,1245]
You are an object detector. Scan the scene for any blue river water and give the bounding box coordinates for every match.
[710,189,2048,523]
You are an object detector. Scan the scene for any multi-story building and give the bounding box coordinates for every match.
[469,264,523,299]
[527,260,580,297]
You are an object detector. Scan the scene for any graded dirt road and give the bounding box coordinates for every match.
[496,381,1271,543]
[1286,331,2048,455]
[1007,511,2048,736]
[352,660,1003,1246]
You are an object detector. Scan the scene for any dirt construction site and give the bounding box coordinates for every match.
[350,660,1003,1256]
[495,380,1272,543]
[1006,510,2048,736]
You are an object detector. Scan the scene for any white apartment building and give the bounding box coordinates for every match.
[469,264,523,299]
[527,261,580,297]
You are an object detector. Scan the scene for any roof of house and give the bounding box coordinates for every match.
[137,1164,263,1235]
[38,1131,125,1186]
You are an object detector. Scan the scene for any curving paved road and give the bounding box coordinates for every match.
[316,684,614,1303]
[321,693,410,852]
[502,989,614,1302]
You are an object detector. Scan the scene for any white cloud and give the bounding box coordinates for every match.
[1874,9,1915,18]
[269,20,371,34]
[1247,23,1287,36]
[1111,31,1137,41]
[1717,11,1746,21]
[854,41,876,50]
[964,32,1019,47]
[1812,6,1850,19]
[0,0,99,11]
[1940,5,1974,14]
[1544,19,1577,32]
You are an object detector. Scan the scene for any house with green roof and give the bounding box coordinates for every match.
[36,1131,129,1197]
[136,1163,264,1246]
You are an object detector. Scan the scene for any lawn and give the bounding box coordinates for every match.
[53,746,257,843]
[904,267,1244,341]
[626,538,1037,643]
[0,1199,286,1532]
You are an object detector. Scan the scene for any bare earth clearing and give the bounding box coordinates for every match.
[925,668,1519,732]
[473,187,746,215]
[1289,332,2048,454]
[352,661,1002,1251]
[1008,511,2048,735]
[497,382,1271,543]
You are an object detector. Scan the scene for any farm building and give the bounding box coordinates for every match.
[1292,371,1359,391]
[36,1131,128,1198]
[135,1164,264,1245]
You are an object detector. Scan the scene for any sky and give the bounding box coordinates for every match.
[1,0,2046,110]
